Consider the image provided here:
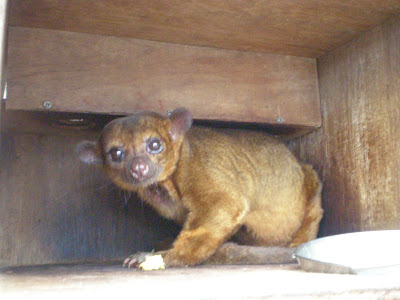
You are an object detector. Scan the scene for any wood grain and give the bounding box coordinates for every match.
[288,16,400,236]
[0,121,180,267]
[8,0,400,57]
[6,27,321,128]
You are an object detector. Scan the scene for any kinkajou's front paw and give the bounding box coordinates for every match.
[123,252,166,270]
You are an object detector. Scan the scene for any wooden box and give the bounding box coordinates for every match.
[1,0,400,279]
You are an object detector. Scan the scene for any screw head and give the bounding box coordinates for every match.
[277,116,284,123]
[167,110,173,116]
[43,101,53,109]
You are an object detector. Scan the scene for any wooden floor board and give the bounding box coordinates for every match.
[1,263,400,299]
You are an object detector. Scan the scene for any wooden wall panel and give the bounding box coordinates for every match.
[6,27,321,129]
[288,16,400,236]
[0,114,179,267]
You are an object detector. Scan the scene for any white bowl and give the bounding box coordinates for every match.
[294,230,400,275]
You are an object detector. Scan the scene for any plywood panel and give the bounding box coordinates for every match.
[8,0,400,57]
[6,27,321,128]
[288,16,400,236]
[0,116,180,267]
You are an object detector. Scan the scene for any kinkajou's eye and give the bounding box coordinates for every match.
[108,147,125,163]
[146,138,163,154]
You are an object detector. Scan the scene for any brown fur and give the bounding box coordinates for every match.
[77,108,323,268]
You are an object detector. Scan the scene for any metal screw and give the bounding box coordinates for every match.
[43,101,53,109]
[277,116,284,123]
[167,110,173,116]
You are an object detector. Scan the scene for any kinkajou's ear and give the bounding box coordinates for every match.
[168,108,193,141]
[76,141,103,164]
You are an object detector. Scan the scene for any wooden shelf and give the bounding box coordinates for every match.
[2,264,400,299]
[9,0,400,58]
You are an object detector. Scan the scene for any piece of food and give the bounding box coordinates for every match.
[139,254,166,271]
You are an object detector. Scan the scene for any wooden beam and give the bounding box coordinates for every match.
[6,27,321,128]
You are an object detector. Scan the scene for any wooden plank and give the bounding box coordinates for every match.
[6,27,321,128]
[0,123,180,267]
[8,0,400,57]
[2,264,400,299]
[288,16,400,236]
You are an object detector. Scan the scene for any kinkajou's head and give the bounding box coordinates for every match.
[76,108,192,190]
